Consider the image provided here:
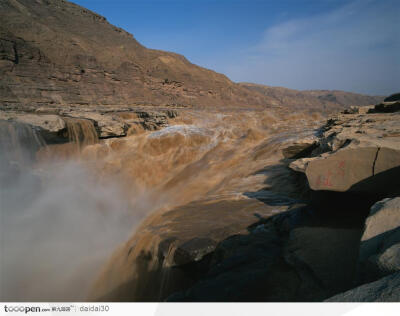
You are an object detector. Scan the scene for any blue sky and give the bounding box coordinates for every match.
[72,0,399,95]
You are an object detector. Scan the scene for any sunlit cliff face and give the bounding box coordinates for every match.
[0,109,320,301]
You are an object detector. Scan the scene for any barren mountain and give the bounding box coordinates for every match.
[240,83,384,113]
[0,0,382,111]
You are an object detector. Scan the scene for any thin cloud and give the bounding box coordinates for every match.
[224,0,399,95]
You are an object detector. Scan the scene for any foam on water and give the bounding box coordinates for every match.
[148,124,212,138]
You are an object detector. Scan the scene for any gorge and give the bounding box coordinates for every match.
[0,0,399,303]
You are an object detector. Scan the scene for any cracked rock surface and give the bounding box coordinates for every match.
[289,109,400,195]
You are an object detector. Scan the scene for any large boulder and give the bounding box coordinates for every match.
[305,146,400,194]
[167,224,299,302]
[289,110,400,196]
[284,226,362,296]
[358,198,400,282]
[89,198,290,301]
[326,272,400,302]
[167,204,367,302]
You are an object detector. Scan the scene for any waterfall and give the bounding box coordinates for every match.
[64,118,98,147]
[0,120,45,169]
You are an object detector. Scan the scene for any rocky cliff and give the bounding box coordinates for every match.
[1,0,382,111]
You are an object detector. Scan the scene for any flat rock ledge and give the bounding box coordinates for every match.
[0,105,178,141]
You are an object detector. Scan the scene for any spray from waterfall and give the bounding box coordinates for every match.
[0,119,136,301]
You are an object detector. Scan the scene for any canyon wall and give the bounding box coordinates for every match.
[1,0,382,111]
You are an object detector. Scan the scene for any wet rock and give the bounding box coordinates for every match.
[89,198,289,301]
[326,272,400,302]
[173,238,218,266]
[136,111,169,131]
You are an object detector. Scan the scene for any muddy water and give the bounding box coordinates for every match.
[36,117,99,161]
[65,117,98,146]
[84,110,320,301]
[0,109,320,301]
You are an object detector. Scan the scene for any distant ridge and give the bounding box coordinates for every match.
[239,83,384,113]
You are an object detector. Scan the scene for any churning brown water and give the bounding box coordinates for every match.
[65,118,98,147]
[0,109,321,301]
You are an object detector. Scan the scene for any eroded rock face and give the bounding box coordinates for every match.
[89,198,291,301]
[281,110,400,303]
[0,0,382,111]
[358,198,400,282]
[0,106,178,142]
[0,112,66,132]
[166,204,366,302]
[0,111,67,143]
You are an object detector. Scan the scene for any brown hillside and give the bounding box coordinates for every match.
[0,0,382,111]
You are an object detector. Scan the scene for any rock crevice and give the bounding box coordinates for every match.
[372,147,380,176]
